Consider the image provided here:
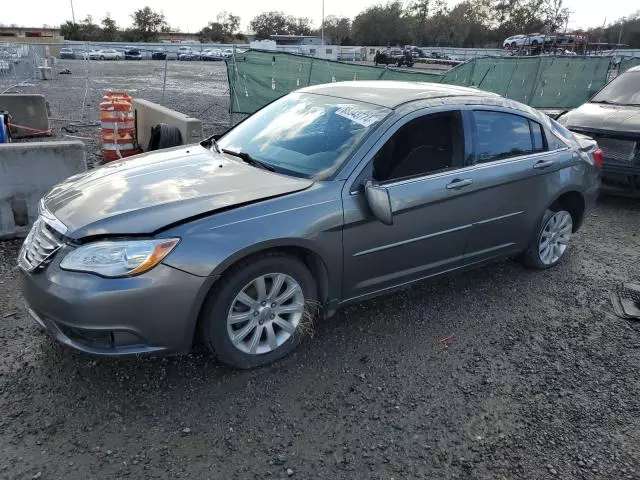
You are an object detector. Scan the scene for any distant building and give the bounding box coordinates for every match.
[249,38,338,61]
[0,26,63,43]
[270,35,327,46]
[156,32,201,43]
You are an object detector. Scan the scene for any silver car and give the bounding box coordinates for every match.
[20,82,601,368]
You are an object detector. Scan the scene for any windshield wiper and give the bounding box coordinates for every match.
[222,149,275,172]
[591,99,619,105]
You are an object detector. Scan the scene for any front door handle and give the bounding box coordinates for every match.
[534,160,554,169]
[446,178,473,190]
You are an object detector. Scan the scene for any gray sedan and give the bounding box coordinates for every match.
[19,82,601,368]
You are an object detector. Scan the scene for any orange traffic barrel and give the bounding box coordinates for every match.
[99,90,139,162]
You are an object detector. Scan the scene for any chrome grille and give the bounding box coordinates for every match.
[18,217,64,272]
[593,137,637,163]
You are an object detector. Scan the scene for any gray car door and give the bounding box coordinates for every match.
[341,108,479,302]
[459,108,575,263]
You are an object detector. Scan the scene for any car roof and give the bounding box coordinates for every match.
[299,81,501,109]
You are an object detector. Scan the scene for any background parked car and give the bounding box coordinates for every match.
[202,49,223,61]
[503,33,546,48]
[179,51,201,61]
[124,48,143,60]
[553,33,586,45]
[59,48,75,59]
[405,46,427,58]
[177,46,198,60]
[151,48,167,60]
[92,49,122,60]
[558,65,640,193]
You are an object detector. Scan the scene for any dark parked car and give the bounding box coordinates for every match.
[124,48,143,60]
[406,46,427,58]
[374,50,414,67]
[151,49,167,60]
[59,48,75,59]
[20,82,600,369]
[558,65,639,193]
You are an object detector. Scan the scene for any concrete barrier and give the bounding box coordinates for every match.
[0,141,86,239]
[133,99,202,151]
[0,94,51,138]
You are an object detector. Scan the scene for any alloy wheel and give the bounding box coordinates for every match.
[538,210,572,265]
[227,273,305,355]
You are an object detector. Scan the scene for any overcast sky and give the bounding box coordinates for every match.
[3,0,635,34]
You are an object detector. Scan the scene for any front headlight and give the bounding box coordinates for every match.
[60,238,180,278]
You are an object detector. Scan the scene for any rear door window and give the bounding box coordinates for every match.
[472,111,545,163]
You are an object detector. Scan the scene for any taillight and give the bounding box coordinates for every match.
[592,149,604,168]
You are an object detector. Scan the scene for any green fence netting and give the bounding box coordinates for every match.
[438,56,613,107]
[228,50,442,114]
[228,50,635,115]
[619,57,640,73]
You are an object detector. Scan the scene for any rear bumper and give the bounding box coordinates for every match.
[21,253,215,356]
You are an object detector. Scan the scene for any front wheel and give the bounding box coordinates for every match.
[522,209,573,269]
[99,56,105,60]
[200,253,319,369]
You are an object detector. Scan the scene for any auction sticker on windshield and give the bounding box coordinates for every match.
[335,105,385,127]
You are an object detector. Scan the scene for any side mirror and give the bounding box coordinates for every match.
[364,180,393,225]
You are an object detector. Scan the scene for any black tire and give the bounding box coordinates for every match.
[200,253,319,369]
[147,124,183,151]
[521,207,573,270]
[99,56,105,60]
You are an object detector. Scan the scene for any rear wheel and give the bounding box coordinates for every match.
[99,55,105,60]
[522,208,573,269]
[200,253,318,369]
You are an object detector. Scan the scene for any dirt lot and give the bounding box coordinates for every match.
[3,60,233,166]
[1,194,639,480]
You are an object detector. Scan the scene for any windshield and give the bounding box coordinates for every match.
[217,93,391,178]
[591,72,640,106]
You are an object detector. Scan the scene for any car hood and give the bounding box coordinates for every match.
[563,102,640,133]
[42,145,313,240]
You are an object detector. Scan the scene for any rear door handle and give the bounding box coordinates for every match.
[446,178,473,190]
[534,160,554,169]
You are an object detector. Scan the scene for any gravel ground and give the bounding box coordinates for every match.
[3,60,233,167]
[1,195,639,480]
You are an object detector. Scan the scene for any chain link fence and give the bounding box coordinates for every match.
[0,42,41,93]
[1,42,98,124]
[1,41,233,165]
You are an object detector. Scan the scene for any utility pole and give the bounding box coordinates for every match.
[617,24,623,46]
[70,0,76,24]
[321,0,325,45]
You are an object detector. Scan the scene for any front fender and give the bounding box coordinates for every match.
[161,182,345,301]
